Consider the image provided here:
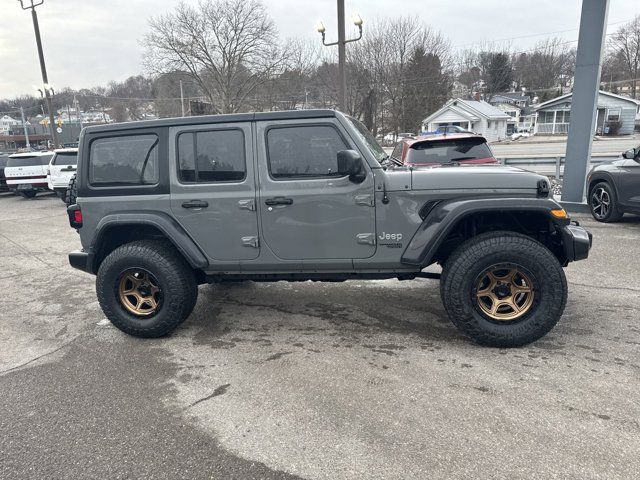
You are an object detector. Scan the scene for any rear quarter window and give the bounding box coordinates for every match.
[89,134,159,186]
[406,137,493,164]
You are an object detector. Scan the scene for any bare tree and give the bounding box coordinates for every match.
[512,38,574,101]
[143,0,287,113]
[608,16,640,98]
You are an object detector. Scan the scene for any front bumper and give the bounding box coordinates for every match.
[69,250,94,274]
[560,223,592,262]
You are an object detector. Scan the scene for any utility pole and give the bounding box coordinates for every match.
[18,0,59,148]
[180,80,186,117]
[316,3,363,112]
[19,106,31,149]
[562,0,610,205]
[73,95,83,129]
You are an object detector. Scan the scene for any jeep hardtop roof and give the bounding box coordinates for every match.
[83,109,340,134]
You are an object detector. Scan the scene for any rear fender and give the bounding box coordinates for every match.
[88,212,208,273]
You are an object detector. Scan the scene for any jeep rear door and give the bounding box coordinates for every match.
[169,122,260,262]
[255,118,376,264]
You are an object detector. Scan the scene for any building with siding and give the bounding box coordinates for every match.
[421,99,510,143]
[534,90,640,135]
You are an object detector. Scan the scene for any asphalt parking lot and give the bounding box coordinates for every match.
[1,192,639,479]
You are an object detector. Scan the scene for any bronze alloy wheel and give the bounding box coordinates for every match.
[473,264,536,322]
[117,269,162,317]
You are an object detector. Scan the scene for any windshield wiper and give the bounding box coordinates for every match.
[448,156,476,161]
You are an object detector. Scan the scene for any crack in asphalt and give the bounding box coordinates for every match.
[0,336,79,376]
[187,383,232,408]
[569,281,640,294]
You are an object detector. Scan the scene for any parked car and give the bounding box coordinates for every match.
[390,134,499,167]
[0,154,10,193]
[434,125,472,135]
[382,132,415,145]
[66,109,591,347]
[5,151,54,198]
[587,145,640,222]
[47,148,78,200]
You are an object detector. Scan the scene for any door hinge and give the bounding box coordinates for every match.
[354,194,374,207]
[356,233,376,246]
[241,236,260,248]
[238,199,256,211]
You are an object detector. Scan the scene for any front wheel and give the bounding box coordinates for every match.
[589,181,623,222]
[440,232,567,347]
[96,240,198,338]
[20,190,37,198]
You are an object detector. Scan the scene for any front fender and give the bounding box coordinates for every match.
[401,197,568,267]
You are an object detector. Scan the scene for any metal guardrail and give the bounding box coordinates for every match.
[496,154,620,177]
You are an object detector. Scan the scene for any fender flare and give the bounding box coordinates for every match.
[587,171,620,199]
[89,211,209,272]
[400,197,567,267]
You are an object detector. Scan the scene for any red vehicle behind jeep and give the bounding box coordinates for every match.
[390,134,498,167]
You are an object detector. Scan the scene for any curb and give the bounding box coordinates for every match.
[559,201,591,214]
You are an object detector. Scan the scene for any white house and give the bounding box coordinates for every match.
[534,90,640,135]
[0,115,21,135]
[422,99,510,142]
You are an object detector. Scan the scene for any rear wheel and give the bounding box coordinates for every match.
[20,190,37,198]
[440,232,567,347]
[96,240,198,338]
[589,181,623,222]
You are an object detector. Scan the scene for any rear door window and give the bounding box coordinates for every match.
[89,134,159,186]
[52,152,77,166]
[406,137,493,164]
[177,129,245,183]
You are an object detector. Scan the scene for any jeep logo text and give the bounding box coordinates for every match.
[378,232,403,241]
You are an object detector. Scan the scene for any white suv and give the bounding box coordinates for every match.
[47,148,78,199]
[5,151,54,198]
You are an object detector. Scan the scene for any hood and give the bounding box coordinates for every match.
[409,164,547,191]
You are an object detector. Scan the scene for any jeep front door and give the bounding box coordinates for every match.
[256,120,376,263]
[170,123,260,262]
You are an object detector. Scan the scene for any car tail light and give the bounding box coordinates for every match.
[67,204,82,229]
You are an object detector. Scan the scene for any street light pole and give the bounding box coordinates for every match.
[316,3,363,112]
[336,0,347,112]
[19,107,31,149]
[18,0,59,148]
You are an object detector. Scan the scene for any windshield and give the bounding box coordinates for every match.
[7,154,53,167]
[346,116,387,164]
[406,137,493,165]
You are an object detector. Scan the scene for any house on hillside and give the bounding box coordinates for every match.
[534,90,640,135]
[489,93,537,134]
[422,98,510,142]
[0,115,21,135]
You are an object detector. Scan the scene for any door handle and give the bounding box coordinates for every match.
[182,200,209,209]
[264,197,293,206]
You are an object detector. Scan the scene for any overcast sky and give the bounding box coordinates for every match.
[0,0,637,99]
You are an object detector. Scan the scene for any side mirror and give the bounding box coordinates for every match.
[337,150,366,183]
[622,148,640,161]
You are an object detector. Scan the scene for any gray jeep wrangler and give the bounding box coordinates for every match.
[67,110,591,347]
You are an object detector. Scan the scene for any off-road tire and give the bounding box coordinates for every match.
[20,191,37,198]
[440,231,567,347]
[65,173,77,207]
[589,181,623,223]
[96,240,198,338]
